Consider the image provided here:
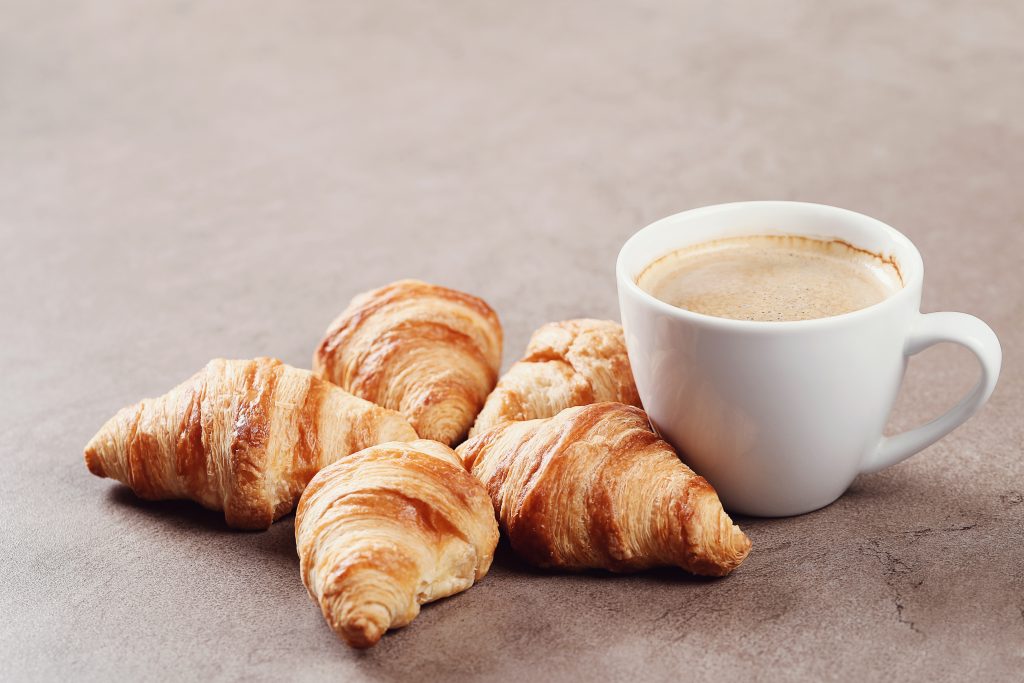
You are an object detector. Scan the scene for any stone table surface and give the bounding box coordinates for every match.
[2,1,1022,681]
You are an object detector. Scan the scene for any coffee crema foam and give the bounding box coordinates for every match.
[636,234,903,322]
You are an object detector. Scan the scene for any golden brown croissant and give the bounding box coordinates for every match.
[313,279,503,446]
[296,439,499,648]
[458,402,751,576]
[469,318,641,437]
[84,357,417,530]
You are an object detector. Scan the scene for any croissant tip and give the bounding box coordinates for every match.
[680,493,753,577]
[341,615,385,649]
[83,445,106,478]
[719,531,753,576]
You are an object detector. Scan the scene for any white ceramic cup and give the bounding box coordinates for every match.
[616,201,1002,517]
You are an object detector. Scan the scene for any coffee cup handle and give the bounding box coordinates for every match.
[861,312,1002,474]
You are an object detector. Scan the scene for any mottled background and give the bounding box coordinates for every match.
[2,1,1021,681]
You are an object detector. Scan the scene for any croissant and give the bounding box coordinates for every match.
[469,318,641,437]
[313,279,503,446]
[458,402,751,576]
[296,439,499,648]
[84,357,417,529]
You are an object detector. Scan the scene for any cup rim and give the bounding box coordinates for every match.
[616,201,924,331]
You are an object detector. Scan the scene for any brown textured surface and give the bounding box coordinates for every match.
[1,1,1022,680]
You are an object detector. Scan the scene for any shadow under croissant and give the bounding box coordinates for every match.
[105,485,302,564]
[106,485,231,531]
[487,537,726,585]
[342,544,745,661]
[105,486,753,583]
[104,485,742,656]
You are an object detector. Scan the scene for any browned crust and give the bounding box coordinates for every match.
[224,358,282,529]
[463,402,750,575]
[507,402,624,566]
[584,422,662,570]
[319,542,419,648]
[125,406,161,499]
[83,446,105,477]
[175,376,209,500]
[347,319,497,404]
[313,280,502,446]
[85,357,417,531]
[316,280,500,382]
[469,320,641,437]
[295,440,499,648]
[294,376,328,484]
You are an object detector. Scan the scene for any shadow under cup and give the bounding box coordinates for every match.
[616,201,926,517]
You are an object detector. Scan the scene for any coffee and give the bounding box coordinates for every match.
[636,234,902,322]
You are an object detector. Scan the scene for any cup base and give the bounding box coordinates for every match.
[723,492,845,518]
